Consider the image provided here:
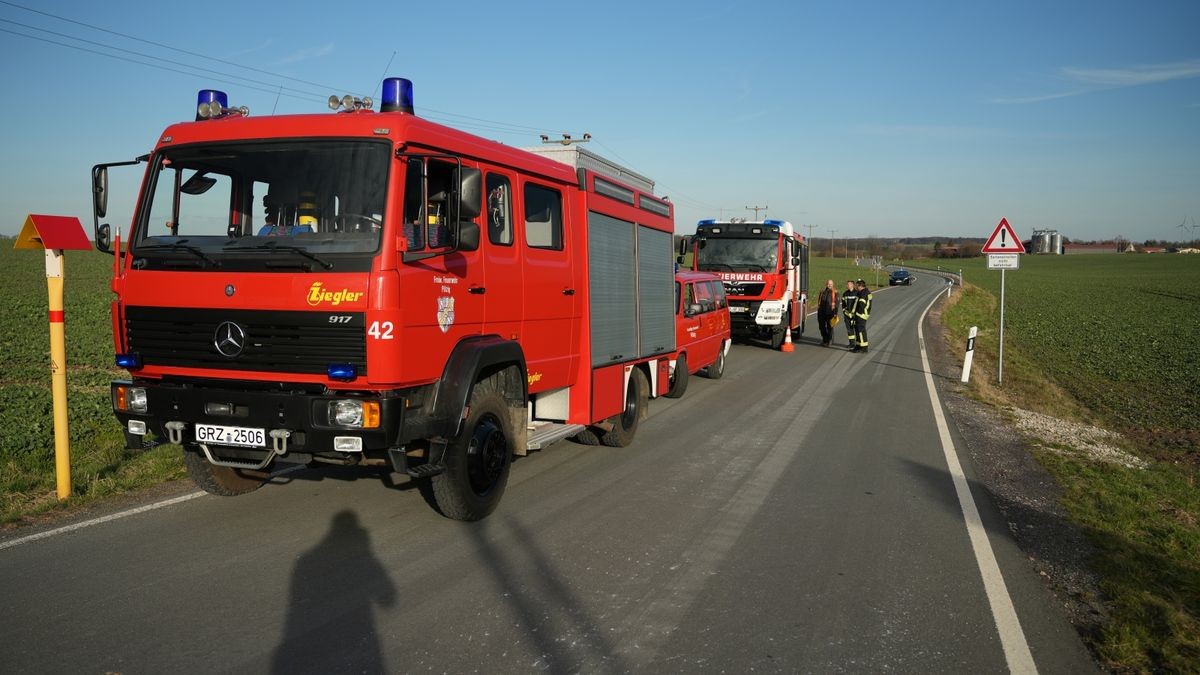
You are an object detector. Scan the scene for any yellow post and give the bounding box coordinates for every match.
[45,249,72,500]
[15,214,90,501]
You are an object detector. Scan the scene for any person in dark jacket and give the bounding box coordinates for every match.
[852,279,872,353]
[841,279,858,350]
[816,279,838,346]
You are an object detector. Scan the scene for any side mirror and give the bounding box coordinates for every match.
[676,255,684,265]
[677,236,690,256]
[95,223,112,253]
[92,165,109,219]
[457,220,480,251]
[458,168,482,220]
[792,256,800,266]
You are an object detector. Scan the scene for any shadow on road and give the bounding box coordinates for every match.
[470,517,632,672]
[271,510,397,674]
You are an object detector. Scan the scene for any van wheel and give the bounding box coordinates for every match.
[183,447,265,496]
[432,385,513,521]
[703,348,725,380]
[600,368,648,447]
[664,354,689,399]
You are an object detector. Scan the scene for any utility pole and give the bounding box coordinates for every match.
[802,223,817,243]
[829,229,838,258]
[745,205,768,220]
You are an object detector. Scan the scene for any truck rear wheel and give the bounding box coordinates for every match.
[600,368,648,447]
[183,447,265,496]
[664,353,689,399]
[432,384,513,521]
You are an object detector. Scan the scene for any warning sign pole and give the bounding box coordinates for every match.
[982,218,1025,386]
[999,269,1007,385]
[15,214,92,500]
[46,250,72,499]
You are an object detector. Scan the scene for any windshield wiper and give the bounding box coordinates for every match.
[138,239,219,267]
[225,240,334,270]
[699,263,735,272]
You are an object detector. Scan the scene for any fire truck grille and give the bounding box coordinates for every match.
[125,306,367,376]
[723,282,765,297]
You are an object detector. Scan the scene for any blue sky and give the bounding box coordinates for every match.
[2,0,1197,243]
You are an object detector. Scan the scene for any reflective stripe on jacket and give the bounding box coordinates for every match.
[841,291,857,315]
[854,291,872,320]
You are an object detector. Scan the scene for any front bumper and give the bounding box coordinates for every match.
[112,379,408,459]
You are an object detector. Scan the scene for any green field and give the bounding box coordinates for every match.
[938,253,1200,673]
[1,246,184,524]
[946,254,1200,455]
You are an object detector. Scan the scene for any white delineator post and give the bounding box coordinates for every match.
[961,326,978,383]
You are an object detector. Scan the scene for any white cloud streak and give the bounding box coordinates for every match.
[995,59,1200,104]
[274,43,335,66]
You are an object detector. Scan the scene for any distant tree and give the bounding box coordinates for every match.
[933,241,942,253]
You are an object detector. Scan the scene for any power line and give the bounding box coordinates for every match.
[0,0,572,136]
[0,0,348,94]
[0,18,327,99]
[0,27,322,103]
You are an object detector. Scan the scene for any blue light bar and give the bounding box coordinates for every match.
[115,353,142,370]
[697,219,716,225]
[327,363,358,381]
[380,77,414,114]
[763,219,785,226]
[195,90,227,121]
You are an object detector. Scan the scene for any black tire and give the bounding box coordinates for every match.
[572,427,602,445]
[599,368,648,448]
[703,347,726,380]
[431,384,513,521]
[664,353,689,399]
[768,326,786,350]
[183,446,265,496]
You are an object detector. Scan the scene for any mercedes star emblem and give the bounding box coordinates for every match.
[213,321,246,358]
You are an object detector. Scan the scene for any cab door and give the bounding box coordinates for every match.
[480,171,522,339]
[518,180,577,391]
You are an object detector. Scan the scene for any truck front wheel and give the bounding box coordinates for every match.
[183,447,265,496]
[600,368,648,447]
[432,385,513,521]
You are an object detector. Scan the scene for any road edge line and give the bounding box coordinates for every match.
[916,290,1038,674]
[0,491,206,552]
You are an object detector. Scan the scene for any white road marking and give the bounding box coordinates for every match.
[916,290,1038,674]
[0,491,206,552]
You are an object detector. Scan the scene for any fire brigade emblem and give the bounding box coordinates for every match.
[437,295,455,333]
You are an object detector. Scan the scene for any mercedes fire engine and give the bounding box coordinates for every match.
[682,218,809,349]
[92,78,678,520]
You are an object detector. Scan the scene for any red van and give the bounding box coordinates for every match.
[666,271,732,398]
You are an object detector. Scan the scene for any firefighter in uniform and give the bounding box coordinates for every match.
[852,279,872,353]
[841,279,858,350]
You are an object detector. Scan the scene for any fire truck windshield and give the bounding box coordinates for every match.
[696,237,778,272]
[133,139,388,267]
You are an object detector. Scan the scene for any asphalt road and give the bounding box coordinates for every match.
[0,273,1097,674]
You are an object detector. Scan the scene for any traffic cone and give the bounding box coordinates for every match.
[781,328,795,352]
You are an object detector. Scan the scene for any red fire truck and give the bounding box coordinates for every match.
[681,219,809,349]
[91,78,679,520]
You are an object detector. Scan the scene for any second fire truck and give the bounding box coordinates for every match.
[683,218,809,349]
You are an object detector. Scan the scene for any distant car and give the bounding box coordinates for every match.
[889,269,913,286]
[666,272,732,398]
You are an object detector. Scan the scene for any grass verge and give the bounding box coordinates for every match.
[941,279,1200,673]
